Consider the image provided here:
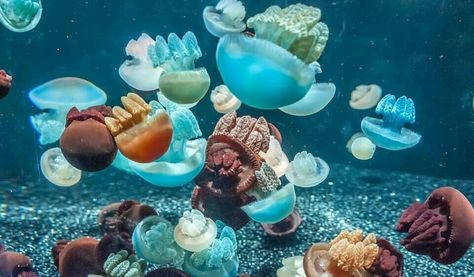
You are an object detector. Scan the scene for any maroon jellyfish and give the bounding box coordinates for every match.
[0,250,38,277]
[145,268,190,277]
[97,202,122,234]
[60,105,117,172]
[0,69,12,99]
[368,238,404,277]
[396,186,474,264]
[261,208,302,238]
[52,240,70,268]
[56,237,103,277]
[96,232,133,267]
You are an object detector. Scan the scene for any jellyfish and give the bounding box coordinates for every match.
[103,250,147,277]
[132,215,185,266]
[215,3,329,109]
[174,209,218,252]
[56,237,104,277]
[40,147,81,187]
[279,83,336,116]
[210,85,241,114]
[182,221,239,277]
[148,31,210,105]
[361,94,421,150]
[60,105,117,172]
[259,136,289,177]
[113,200,158,236]
[261,208,302,238]
[119,33,164,92]
[96,232,134,267]
[0,0,42,32]
[0,250,38,277]
[0,69,12,99]
[128,95,206,187]
[350,136,376,160]
[29,77,107,145]
[349,84,382,110]
[276,256,305,277]
[396,186,474,264]
[285,151,329,188]
[104,92,173,163]
[203,0,246,38]
[146,268,190,277]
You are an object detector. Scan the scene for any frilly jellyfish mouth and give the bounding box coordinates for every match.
[361,117,421,151]
[0,0,42,32]
[216,33,315,109]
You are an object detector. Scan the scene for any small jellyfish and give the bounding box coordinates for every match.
[210,85,241,114]
[104,93,173,163]
[113,200,158,236]
[40,147,81,187]
[203,0,246,38]
[396,186,474,264]
[279,83,336,116]
[174,209,218,252]
[96,232,134,267]
[149,31,210,105]
[349,84,382,110]
[56,237,104,277]
[119,33,164,92]
[350,136,376,160]
[261,208,302,238]
[0,0,42,32]
[259,136,289,178]
[361,94,421,150]
[0,69,12,99]
[345,132,365,152]
[276,256,305,277]
[29,77,107,145]
[285,151,329,188]
[0,250,38,277]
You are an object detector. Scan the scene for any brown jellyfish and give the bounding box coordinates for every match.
[115,200,158,235]
[52,240,70,268]
[97,202,122,234]
[96,232,133,267]
[261,208,302,238]
[0,69,12,99]
[57,237,103,277]
[367,238,404,277]
[396,186,474,264]
[60,105,117,172]
[0,251,38,277]
[145,268,190,277]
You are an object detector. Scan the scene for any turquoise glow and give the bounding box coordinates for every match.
[361,94,421,150]
[0,0,42,32]
[216,33,315,109]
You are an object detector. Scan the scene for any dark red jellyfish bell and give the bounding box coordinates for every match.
[96,232,133,267]
[261,208,302,238]
[396,186,474,264]
[368,238,404,277]
[0,69,12,99]
[60,105,117,172]
[145,268,190,277]
[0,251,38,277]
[116,200,158,235]
[57,237,104,277]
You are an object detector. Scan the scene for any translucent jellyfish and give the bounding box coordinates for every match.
[182,221,239,277]
[132,215,184,266]
[285,151,329,188]
[259,136,289,178]
[210,84,241,114]
[349,84,382,110]
[174,209,218,252]
[40,147,81,187]
[276,256,306,277]
[103,250,146,277]
[279,83,336,116]
[119,33,164,92]
[29,77,107,145]
[149,31,210,105]
[0,69,12,99]
[350,135,376,160]
[241,163,296,224]
[104,93,173,163]
[203,0,246,38]
[0,0,42,32]
[361,94,421,150]
[128,94,206,187]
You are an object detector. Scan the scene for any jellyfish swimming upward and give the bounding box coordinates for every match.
[0,0,42,32]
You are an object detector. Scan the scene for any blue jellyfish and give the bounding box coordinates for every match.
[0,0,42,32]
[203,0,246,38]
[361,94,421,150]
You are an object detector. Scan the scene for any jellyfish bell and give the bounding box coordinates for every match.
[203,0,246,38]
[40,147,81,187]
[174,209,218,252]
[159,68,210,104]
[350,136,376,160]
[0,69,12,99]
[285,151,329,188]
[210,84,241,114]
[279,82,336,116]
[349,84,382,110]
[0,0,42,32]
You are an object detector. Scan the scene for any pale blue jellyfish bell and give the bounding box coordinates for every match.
[28,77,107,145]
[279,83,336,116]
[361,94,421,150]
[285,151,329,188]
[203,0,246,38]
[0,0,42,32]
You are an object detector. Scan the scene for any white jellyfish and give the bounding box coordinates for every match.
[40,147,81,187]
[349,84,382,110]
[279,83,336,116]
[259,136,289,177]
[203,0,246,37]
[285,151,329,188]
[210,85,241,114]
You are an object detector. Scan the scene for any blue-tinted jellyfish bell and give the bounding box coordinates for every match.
[285,151,329,188]
[128,94,206,187]
[241,163,296,224]
[0,0,42,32]
[361,94,421,150]
[203,0,246,38]
[149,31,210,105]
[279,83,336,116]
[40,147,81,187]
[29,77,107,145]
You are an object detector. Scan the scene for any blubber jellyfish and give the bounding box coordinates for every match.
[203,0,246,38]
[349,84,382,110]
[279,83,335,116]
[174,209,218,252]
[40,147,81,187]
[285,151,329,188]
[361,94,421,150]
[210,85,241,114]
[350,136,376,160]
[0,0,42,32]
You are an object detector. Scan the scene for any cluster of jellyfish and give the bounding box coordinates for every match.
[0,0,473,276]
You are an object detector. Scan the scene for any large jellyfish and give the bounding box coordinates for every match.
[29,77,107,145]
[40,147,81,187]
[0,69,12,99]
[361,94,421,150]
[396,186,474,264]
[279,83,336,116]
[214,3,329,109]
[148,31,210,105]
[0,0,42,32]
[203,0,246,38]
[285,151,329,188]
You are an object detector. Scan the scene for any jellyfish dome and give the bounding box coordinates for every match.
[350,136,376,160]
[285,151,329,188]
[279,83,336,116]
[361,94,421,150]
[0,0,42,32]
[203,0,246,38]
[40,147,81,187]
[349,84,382,110]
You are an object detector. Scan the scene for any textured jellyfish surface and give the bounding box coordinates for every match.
[285,151,329,188]
[119,33,164,92]
[361,94,421,151]
[279,83,336,116]
[349,84,382,110]
[0,69,12,99]
[203,0,246,38]
[29,77,107,145]
[40,147,81,187]
[0,0,42,32]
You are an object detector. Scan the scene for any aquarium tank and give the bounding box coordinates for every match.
[0,0,473,276]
